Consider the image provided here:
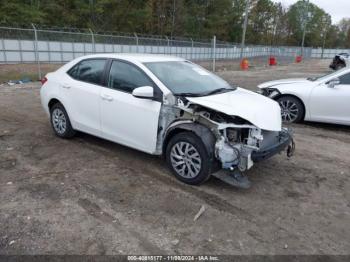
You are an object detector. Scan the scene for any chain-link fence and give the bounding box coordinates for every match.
[311,48,350,59]
[0,25,329,79]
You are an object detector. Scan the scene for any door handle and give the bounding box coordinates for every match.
[101,94,113,102]
[61,83,71,89]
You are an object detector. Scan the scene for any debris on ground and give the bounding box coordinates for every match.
[171,239,179,246]
[7,77,32,86]
[193,205,206,221]
[6,182,13,185]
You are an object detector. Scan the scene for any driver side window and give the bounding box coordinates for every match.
[108,61,153,93]
[339,72,350,85]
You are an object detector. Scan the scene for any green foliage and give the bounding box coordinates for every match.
[0,0,348,48]
[0,0,44,25]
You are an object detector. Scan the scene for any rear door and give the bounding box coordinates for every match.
[63,58,107,135]
[100,60,162,154]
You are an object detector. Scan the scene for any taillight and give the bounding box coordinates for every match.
[40,77,48,85]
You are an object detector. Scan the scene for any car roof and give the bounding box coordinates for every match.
[75,53,186,63]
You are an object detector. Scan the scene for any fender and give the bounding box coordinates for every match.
[164,121,216,159]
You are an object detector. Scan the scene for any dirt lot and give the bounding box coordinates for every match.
[0,59,349,255]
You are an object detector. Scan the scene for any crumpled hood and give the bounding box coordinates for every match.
[258,78,308,89]
[186,87,282,131]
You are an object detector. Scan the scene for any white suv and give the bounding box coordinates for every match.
[40,54,294,187]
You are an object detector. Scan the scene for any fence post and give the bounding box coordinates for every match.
[134,33,139,53]
[89,28,95,53]
[31,24,41,80]
[190,38,194,60]
[321,34,327,59]
[212,35,216,72]
[1,37,7,63]
[165,36,170,54]
[59,41,64,62]
[18,38,23,63]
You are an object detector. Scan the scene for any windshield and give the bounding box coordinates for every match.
[307,68,348,82]
[144,61,235,96]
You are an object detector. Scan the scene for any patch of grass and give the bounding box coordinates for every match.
[0,72,39,83]
[0,63,62,84]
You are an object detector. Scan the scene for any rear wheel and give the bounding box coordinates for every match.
[50,102,76,138]
[165,132,212,185]
[277,96,304,123]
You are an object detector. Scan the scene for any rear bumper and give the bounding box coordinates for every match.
[251,129,293,162]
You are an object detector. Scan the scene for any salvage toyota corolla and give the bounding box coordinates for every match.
[40,54,294,187]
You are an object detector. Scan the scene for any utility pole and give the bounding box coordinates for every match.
[301,0,310,57]
[32,24,41,80]
[240,0,250,59]
[321,16,329,59]
[170,0,176,39]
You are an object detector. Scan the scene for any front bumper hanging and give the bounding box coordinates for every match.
[251,129,294,162]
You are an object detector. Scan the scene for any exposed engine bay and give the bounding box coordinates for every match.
[156,96,294,174]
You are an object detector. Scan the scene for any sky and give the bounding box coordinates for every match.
[272,0,349,24]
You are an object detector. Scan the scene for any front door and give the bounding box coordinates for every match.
[100,60,162,154]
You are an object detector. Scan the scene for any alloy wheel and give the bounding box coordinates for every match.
[52,108,67,134]
[279,99,299,122]
[170,142,202,178]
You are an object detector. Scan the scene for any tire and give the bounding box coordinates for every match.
[165,132,212,185]
[50,102,76,138]
[277,96,304,123]
[335,63,345,70]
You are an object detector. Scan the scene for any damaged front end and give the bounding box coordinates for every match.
[157,95,295,188]
[193,107,295,173]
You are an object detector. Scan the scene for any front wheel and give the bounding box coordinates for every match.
[165,132,212,185]
[277,96,304,123]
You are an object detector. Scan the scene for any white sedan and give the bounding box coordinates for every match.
[258,67,350,125]
[41,54,293,188]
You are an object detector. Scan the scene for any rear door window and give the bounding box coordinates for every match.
[68,59,107,85]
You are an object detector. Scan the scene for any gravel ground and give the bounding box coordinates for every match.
[0,59,349,255]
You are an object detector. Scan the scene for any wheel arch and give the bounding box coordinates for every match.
[48,98,61,111]
[162,122,216,160]
[275,93,307,121]
[47,98,75,129]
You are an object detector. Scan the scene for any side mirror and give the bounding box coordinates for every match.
[327,78,340,88]
[132,86,154,99]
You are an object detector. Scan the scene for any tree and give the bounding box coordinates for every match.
[0,0,348,48]
[286,0,332,47]
[246,0,281,45]
[0,0,44,26]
